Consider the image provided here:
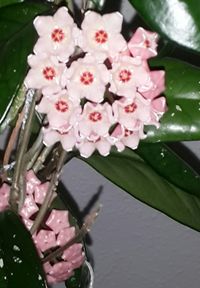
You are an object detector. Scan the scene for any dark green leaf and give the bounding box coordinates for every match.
[0,0,24,9]
[0,210,46,287]
[83,149,200,232]
[87,0,106,11]
[136,142,200,197]
[0,85,25,133]
[129,0,200,52]
[0,2,52,128]
[145,58,200,142]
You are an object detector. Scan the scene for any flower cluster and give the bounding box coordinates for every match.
[24,7,166,158]
[0,170,84,284]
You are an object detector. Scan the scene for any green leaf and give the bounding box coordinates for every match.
[0,0,24,8]
[0,210,46,287]
[87,0,106,11]
[129,0,200,52]
[136,143,200,197]
[82,149,200,232]
[0,85,25,133]
[0,2,52,128]
[145,58,200,142]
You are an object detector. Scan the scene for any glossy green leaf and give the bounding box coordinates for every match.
[0,2,51,127]
[0,210,46,287]
[145,58,200,142]
[83,149,200,232]
[129,0,200,52]
[136,143,200,197]
[0,85,25,133]
[0,0,23,8]
[87,0,106,11]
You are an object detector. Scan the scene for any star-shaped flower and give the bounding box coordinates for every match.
[128,27,158,60]
[62,55,111,104]
[109,56,152,100]
[46,209,70,234]
[36,90,81,132]
[78,11,127,62]
[24,54,65,90]
[33,7,80,63]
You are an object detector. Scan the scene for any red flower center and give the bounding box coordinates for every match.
[95,30,108,44]
[119,69,132,83]
[55,100,69,112]
[89,112,102,122]
[124,103,137,113]
[51,28,65,42]
[144,39,151,48]
[80,72,94,85]
[124,129,134,137]
[43,67,56,81]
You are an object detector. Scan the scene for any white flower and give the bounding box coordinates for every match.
[78,102,114,139]
[36,90,81,132]
[78,11,127,62]
[42,127,77,152]
[109,56,152,100]
[33,7,80,63]
[24,54,65,90]
[77,136,112,158]
[110,124,145,151]
[62,55,111,104]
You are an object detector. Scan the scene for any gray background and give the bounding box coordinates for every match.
[54,1,200,288]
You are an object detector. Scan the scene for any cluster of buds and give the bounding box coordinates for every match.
[0,171,84,284]
[24,7,166,158]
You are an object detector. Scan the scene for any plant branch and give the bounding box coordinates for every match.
[9,90,38,211]
[42,204,101,263]
[1,109,24,181]
[32,146,53,174]
[30,149,67,235]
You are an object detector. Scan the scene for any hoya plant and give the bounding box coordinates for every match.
[0,0,200,287]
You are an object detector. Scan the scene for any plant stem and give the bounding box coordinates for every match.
[25,130,44,170]
[9,90,38,211]
[2,109,24,182]
[32,146,53,174]
[42,205,101,263]
[30,149,67,235]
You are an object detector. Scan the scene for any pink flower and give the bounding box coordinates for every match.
[26,170,41,195]
[57,227,75,246]
[34,182,49,205]
[141,70,165,100]
[34,230,57,252]
[36,91,81,132]
[33,7,80,63]
[62,243,83,259]
[42,127,77,152]
[113,94,158,130]
[77,136,112,158]
[47,262,73,284]
[62,55,111,104]
[128,27,158,60]
[46,209,70,234]
[20,195,39,219]
[24,54,65,90]
[109,56,152,99]
[23,218,34,230]
[78,11,127,62]
[78,102,113,139]
[0,183,10,212]
[110,124,145,151]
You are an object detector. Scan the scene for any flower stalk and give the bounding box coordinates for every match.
[9,90,38,211]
